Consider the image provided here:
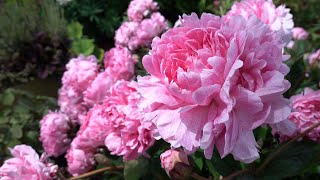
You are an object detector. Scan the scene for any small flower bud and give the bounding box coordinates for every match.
[160,149,193,179]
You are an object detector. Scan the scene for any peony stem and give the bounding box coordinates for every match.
[68,165,124,180]
[256,121,320,174]
[191,172,211,180]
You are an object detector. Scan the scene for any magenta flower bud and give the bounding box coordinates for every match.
[160,149,193,179]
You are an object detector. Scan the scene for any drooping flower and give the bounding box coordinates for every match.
[0,145,58,180]
[308,49,320,65]
[224,0,294,44]
[127,0,158,22]
[40,111,71,157]
[160,149,192,179]
[58,55,99,124]
[292,27,309,40]
[283,88,320,141]
[138,13,291,163]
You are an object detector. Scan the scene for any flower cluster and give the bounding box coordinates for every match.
[0,145,58,180]
[115,0,168,51]
[224,0,294,44]
[138,12,291,163]
[39,111,71,157]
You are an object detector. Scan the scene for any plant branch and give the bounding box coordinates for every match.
[222,168,251,180]
[68,165,124,180]
[191,172,211,180]
[256,121,320,174]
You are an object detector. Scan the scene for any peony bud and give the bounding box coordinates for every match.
[160,149,193,179]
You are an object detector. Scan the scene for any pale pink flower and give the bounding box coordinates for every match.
[138,13,291,163]
[127,0,158,22]
[115,21,140,51]
[65,146,95,176]
[40,111,71,157]
[104,47,137,80]
[0,145,58,180]
[160,149,192,179]
[308,49,320,65]
[136,13,169,48]
[103,80,155,160]
[58,55,99,124]
[224,0,294,44]
[292,27,309,40]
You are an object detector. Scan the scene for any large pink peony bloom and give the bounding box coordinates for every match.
[115,21,140,51]
[40,111,71,157]
[58,55,99,124]
[308,49,320,65]
[138,13,291,163]
[127,0,158,22]
[103,80,155,161]
[224,0,294,44]
[286,88,320,141]
[0,145,58,180]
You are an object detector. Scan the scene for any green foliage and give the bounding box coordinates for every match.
[124,157,149,180]
[67,21,104,61]
[0,88,57,165]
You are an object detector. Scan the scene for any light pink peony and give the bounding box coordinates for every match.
[224,0,294,44]
[308,49,320,65]
[136,13,169,48]
[104,47,137,80]
[138,13,291,163]
[286,88,320,141]
[292,27,309,40]
[65,146,95,176]
[160,149,192,179]
[115,21,140,51]
[103,80,155,161]
[0,145,58,180]
[127,0,158,22]
[58,55,99,124]
[40,111,71,157]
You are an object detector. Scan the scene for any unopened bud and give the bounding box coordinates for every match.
[160,149,193,179]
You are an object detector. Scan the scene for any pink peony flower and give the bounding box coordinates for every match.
[308,49,320,65]
[160,149,192,179]
[104,47,137,80]
[115,21,140,51]
[127,0,158,22]
[224,0,294,44]
[292,27,309,40]
[103,80,155,161]
[136,12,169,48]
[65,146,95,176]
[0,145,58,180]
[285,88,320,141]
[40,111,71,157]
[58,55,99,124]
[138,13,291,163]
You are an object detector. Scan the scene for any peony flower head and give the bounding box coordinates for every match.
[160,149,192,179]
[224,0,294,44]
[138,13,291,163]
[127,0,158,22]
[65,146,95,176]
[0,144,58,180]
[104,47,137,81]
[115,21,140,51]
[308,49,320,65]
[103,80,155,161]
[40,111,71,157]
[292,27,309,40]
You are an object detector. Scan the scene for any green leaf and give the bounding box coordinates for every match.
[10,126,23,139]
[93,47,105,63]
[1,91,15,106]
[192,152,204,171]
[72,38,95,56]
[124,157,148,180]
[205,160,220,179]
[67,22,83,40]
[257,141,320,179]
[210,150,242,177]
